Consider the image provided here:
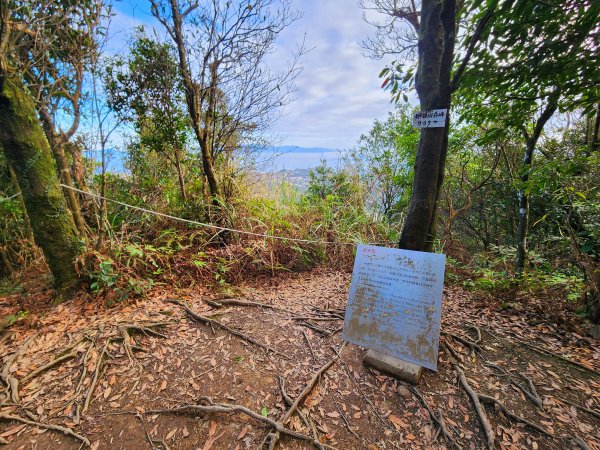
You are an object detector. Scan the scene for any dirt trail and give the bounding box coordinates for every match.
[0,269,599,449]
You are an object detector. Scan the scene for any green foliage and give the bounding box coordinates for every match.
[87,248,157,302]
[105,28,191,202]
[89,258,118,295]
[461,245,585,302]
[458,0,600,131]
[346,105,418,222]
[306,160,355,202]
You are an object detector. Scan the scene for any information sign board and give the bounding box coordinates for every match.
[412,109,448,128]
[342,245,446,371]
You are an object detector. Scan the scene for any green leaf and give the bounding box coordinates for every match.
[261,407,269,417]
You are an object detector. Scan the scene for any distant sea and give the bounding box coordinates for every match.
[100,146,345,174]
[257,146,345,172]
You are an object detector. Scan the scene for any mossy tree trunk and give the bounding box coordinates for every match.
[0,75,82,295]
[7,160,35,242]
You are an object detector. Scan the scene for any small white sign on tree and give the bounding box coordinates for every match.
[342,245,446,371]
[412,109,448,128]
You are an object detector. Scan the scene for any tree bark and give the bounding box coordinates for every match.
[398,0,456,252]
[167,0,221,203]
[7,161,34,243]
[0,76,81,295]
[47,134,87,238]
[174,146,187,202]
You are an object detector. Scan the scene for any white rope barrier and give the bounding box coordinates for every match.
[60,183,391,246]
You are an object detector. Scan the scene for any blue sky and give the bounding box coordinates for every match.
[108,0,397,150]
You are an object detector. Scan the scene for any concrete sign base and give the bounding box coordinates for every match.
[363,349,423,385]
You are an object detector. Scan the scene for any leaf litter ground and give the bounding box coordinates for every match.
[0,269,599,449]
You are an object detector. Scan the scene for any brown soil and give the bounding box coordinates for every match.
[0,269,599,450]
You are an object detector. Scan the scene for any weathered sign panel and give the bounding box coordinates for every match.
[342,245,445,371]
[412,109,448,128]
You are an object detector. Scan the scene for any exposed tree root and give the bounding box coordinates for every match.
[117,322,168,363]
[292,316,342,322]
[468,325,482,344]
[408,385,461,449]
[21,350,78,384]
[483,362,543,408]
[474,325,600,377]
[166,298,289,359]
[572,435,592,450]
[145,396,336,450]
[477,394,554,437]
[279,376,324,450]
[137,414,171,450]
[335,403,360,441]
[443,331,481,354]
[555,397,600,420]
[0,411,90,447]
[449,353,494,450]
[265,349,341,449]
[310,307,345,320]
[297,320,341,336]
[1,334,35,403]
[205,297,293,314]
[330,345,390,429]
[302,330,318,364]
[81,339,113,416]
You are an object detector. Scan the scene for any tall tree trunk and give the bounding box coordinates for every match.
[96,140,108,249]
[514,139,534,277]
[514,94,559,276]
[66,140,99,221]
[174,146,187,202]
[592,103,600,153]
[167,0,221,203]
[0,76,81,295]
[7,161,34,243]
[399,0,456,251]
[47,135,88,238]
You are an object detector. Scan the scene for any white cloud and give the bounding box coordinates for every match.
[266,0,397,149]
[108,0,399,150]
